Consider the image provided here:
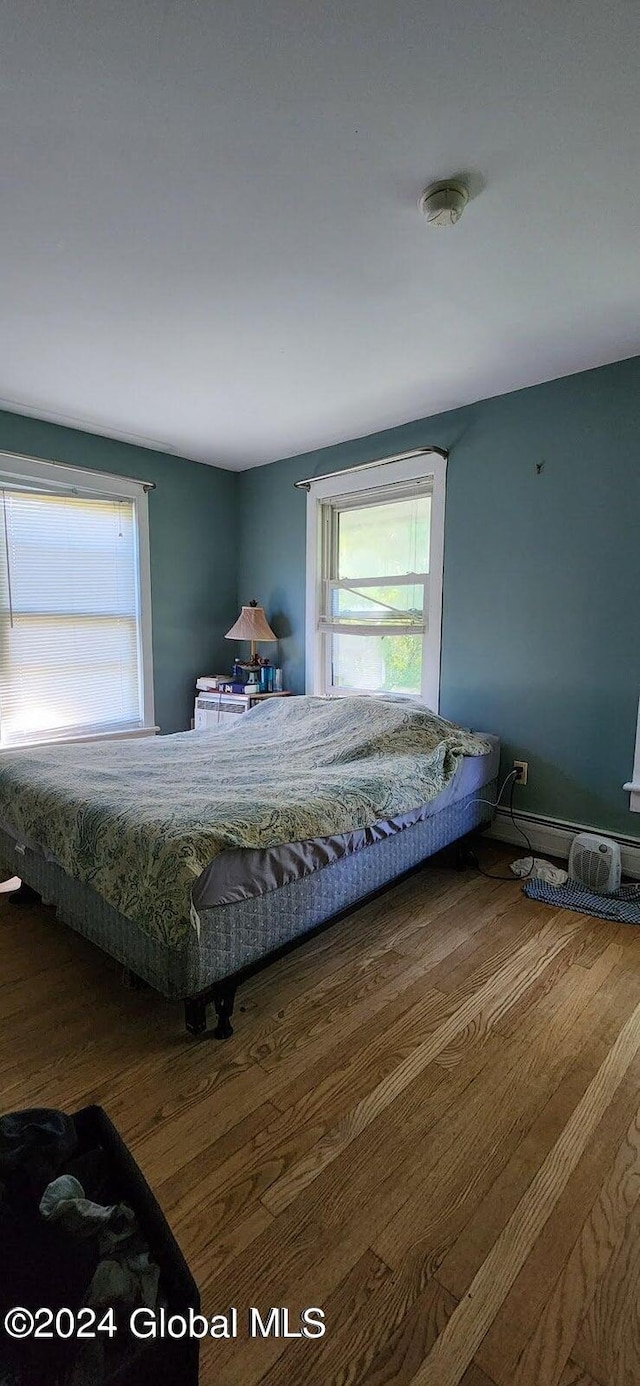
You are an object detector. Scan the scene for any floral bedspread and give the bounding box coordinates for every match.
[0,696,490,945]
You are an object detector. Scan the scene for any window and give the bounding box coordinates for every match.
[0,453,154,748]
[624,699,640,812]
[304,450,446,707]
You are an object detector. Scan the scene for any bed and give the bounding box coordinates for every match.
[0,696,499,1037]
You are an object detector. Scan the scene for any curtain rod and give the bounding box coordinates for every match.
[0,449,156,492]
[293,446,448,491]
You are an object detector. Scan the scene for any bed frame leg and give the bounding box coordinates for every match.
[453,836,475,871]
[184,998,208,1037]
[213,983,236,1040]
[122,967,149,991]
[6,881,41,905]
[184,982,237,1039]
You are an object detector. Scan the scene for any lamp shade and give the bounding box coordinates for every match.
[225,601,277,643]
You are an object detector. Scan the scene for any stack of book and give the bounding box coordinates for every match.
[195,676,227,692]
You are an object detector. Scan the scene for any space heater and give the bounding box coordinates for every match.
[568,833,622,894]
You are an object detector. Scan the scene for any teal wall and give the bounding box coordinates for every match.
[238,355,640,838]
[5,354,639,836]
[0,410,238,733]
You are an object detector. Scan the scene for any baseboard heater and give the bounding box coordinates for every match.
[485,808,640,880]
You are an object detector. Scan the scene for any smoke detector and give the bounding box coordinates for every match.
[419,178,469,228]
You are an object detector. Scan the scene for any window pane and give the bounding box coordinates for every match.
[337,494,430,579]
[331,633,423,694]
[331,582,424,625]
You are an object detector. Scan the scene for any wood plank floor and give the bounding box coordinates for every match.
[2,850,640,1385]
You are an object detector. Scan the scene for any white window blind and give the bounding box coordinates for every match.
[0,487,146,747]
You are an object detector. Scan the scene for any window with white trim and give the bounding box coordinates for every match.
[0,452,154,748]
[304,451,446,708]
[624,698,640,812]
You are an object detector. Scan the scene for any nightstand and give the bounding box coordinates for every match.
[193,684,292,731]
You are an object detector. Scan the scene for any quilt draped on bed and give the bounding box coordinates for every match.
[0,696,490,945]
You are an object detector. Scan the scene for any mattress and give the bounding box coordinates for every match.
[0,697,493,946]
[193,732,501,909]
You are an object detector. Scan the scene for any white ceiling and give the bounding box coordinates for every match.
[2,1,639,470]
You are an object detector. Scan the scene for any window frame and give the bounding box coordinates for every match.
[0,450,155,747]
[304,450,447,708]
[624,699,640,812]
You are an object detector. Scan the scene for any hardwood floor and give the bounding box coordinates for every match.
[2,851,640,1385]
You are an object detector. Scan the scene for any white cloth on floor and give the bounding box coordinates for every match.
[510,856,568,885]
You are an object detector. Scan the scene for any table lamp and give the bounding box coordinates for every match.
[225,600,277,686]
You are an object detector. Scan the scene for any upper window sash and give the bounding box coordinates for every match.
[323,477,433,512]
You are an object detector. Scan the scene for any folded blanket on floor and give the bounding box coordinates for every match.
[523,876,640,924]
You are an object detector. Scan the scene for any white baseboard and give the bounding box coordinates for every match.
[486,809,640,880]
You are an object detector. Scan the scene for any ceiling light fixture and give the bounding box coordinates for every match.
[418,178,469,228]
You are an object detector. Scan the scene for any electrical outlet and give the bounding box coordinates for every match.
[513,759,528,786]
